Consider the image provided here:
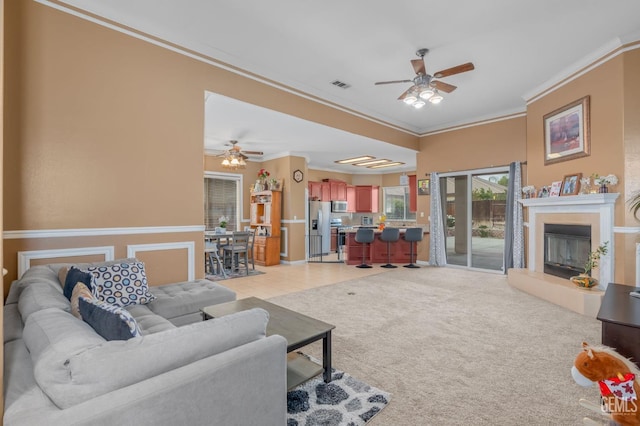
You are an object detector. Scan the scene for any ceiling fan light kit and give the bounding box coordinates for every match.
[376,48,474,110]
[218,140,261,170]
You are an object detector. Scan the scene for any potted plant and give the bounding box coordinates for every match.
[218,216,229,233]
[570,241,608,288]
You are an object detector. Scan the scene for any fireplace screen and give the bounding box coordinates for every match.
[543,224,591,279]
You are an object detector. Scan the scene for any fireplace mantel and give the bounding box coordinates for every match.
[519,193,619,289]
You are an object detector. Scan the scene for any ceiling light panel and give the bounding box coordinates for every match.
[368,162,405,169]
[335,156,375,164]
[353,159,391,166]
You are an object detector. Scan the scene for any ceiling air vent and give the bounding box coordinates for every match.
[331,80,351,89]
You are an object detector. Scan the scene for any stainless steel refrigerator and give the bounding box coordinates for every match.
[309,201,331,257]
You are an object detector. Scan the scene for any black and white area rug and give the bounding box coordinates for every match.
[287,355,390,426]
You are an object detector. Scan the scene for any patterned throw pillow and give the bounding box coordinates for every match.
[63,266,94,301]
[70,282,94,319]
[78,297,142,340]
[85,261,155,308]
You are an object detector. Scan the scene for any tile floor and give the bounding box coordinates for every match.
[219,262,391,300]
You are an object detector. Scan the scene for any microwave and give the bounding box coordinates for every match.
[331,200,348,213]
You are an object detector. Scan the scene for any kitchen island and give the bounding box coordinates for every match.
[342,227,429,266]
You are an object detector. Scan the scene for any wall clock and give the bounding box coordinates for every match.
[293,169,303,183]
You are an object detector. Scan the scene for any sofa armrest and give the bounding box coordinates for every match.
[4,335,287,426]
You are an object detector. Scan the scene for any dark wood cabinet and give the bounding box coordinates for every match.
[597,283,640,367]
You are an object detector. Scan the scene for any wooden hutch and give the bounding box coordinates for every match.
[249,190,282,266]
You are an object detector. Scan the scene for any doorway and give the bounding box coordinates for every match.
[440,167,509,272]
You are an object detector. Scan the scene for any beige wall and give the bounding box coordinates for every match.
[526,49,639,284]
[3,1,416,289]
[416,116,527,261]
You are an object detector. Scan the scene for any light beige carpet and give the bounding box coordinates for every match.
[269,267,603,425]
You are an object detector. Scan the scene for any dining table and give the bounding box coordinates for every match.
[204,231,252,277]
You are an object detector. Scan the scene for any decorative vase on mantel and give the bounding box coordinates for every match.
[599,183,609,193]
[570,273,599,289]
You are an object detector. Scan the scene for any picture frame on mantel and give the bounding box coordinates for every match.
[543,96,590,165]
[560,173,582,196]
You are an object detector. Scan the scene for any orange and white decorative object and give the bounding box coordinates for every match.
[572,342,640,426]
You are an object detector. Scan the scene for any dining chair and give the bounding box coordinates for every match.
[204,241,228,278]
[222,231,250,276]
[244,227,256,270]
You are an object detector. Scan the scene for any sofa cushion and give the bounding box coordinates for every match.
[62,266,93,300]
[18,282,70,324]
[4,303,23,344]
[125,304,176,334]
[85,260,156,307]
[147,279,236,322]
[24,306,268,409]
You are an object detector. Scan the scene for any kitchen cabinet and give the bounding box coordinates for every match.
[409,174,417,212]
[346,185,356,212]
[308,181,321,200]
[344,230,423,265]
[355,185,379,213]
[308,181,330,201]
[329,181,347,201]
[249,190,281,266]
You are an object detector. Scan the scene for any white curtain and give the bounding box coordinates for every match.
[503,162,525,272]
[429,172,447,266]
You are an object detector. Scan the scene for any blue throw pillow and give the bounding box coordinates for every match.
[79,297,142,341]
[63,266,93,300]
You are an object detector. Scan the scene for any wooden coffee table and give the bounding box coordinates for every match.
[201,297,335,389]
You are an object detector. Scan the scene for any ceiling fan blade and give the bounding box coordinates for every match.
[243,150,263,155]
[375,79,413,85]
[397,86,415,101]
[411,59,426,75]
[432,80,457,93]
[433,62,475,79]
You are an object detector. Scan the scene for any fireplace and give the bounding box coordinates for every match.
[543,224,591,279]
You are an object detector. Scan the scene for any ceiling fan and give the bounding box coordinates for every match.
[216,140,263,169]
[375,48,474,108]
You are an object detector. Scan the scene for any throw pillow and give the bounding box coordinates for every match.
[85,261,155,308]
[58,266,69,288]
[70,282,94,319]
[78,297,142,340]
[63,266,93,301]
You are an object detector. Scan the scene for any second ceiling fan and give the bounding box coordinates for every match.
[375,48,474,108]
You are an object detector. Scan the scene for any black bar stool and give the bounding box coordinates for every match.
[355,228,375,268]
[403,228,423,268]
[380,227,400,268]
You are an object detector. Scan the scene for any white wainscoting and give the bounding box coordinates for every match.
[127,242,195,281]
[17,246,115,278]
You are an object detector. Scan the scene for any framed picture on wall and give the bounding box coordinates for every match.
[561,173,582,196]
[543,96,590,165]
[417,179,430,195]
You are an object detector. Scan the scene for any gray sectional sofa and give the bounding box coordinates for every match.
[3,259,287,425]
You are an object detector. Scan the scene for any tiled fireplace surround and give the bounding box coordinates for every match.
[507,193,619,317]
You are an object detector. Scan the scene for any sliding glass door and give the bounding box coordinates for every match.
[441,167,509,272]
